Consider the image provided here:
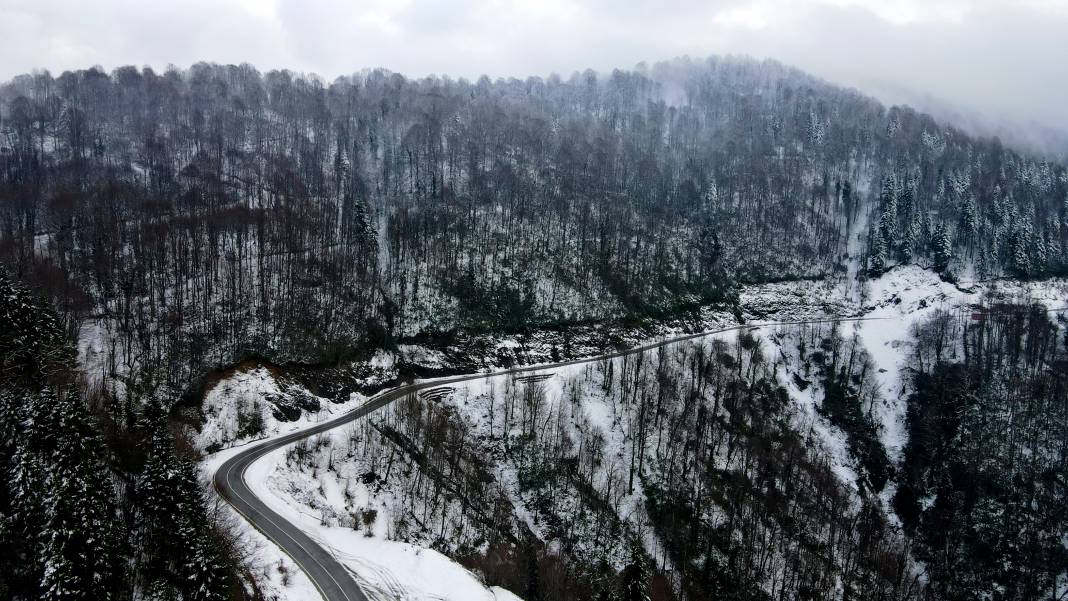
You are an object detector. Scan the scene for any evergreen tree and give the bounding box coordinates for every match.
[878,209,896,254]
[1046,235,1061,274]
[38,389,123,601]
[880,174,898,219]
[1033,234,1048,276]
[959,196,978,248]
[976,248,989,280]
[0,270,72,383]
[178,524,228,601]
[5,440,46,596]
[869,233,888,275]
[137,415,228,599]
[933,223,953,273]
[899,218,916,264]
[618,549,650,601]
[898,179,914,223]
[1012,232,1032,278]
[1061,191,1068,230]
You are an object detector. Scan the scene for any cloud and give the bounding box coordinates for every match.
[0,0,1065,147]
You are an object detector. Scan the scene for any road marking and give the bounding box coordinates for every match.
[234,455,358,601]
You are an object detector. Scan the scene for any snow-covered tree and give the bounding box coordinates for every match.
[137,409,229,600]
[933,223,953,273]
[1012,231,1032,278]
[899,218,917,264]
[869,233,889,275]
[38,389,122,601]
[177,524,228,601]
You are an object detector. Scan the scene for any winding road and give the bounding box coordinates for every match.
[213,316,883,601]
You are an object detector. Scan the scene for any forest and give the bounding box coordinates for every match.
[2,57,1066,403]
[279,308,1067,601]
[895,307,1068,599]
[0,270,243,600]
[1,55,1067,600]
[279,324,922,601]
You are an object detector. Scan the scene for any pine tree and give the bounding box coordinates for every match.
[880,174,898,221]
[869,233,888,275]
[976,248,989,280]
[5,438,46,595]
[178,524,228,601]
[1013,233,1032,278]
[899,218,916,264]
[0,270,72,383]
[1061,191,1068,230]
[960,196,978,249]
[1046,235,1061,274]
[933,223,953,273]
[38,388,123,601]
[1033,234,1048,276]
[618,549,650,601]
[138,416,228,600]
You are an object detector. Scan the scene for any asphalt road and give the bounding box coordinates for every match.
[213,316,883,601]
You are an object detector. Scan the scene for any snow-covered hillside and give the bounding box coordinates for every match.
[201,267,1067,601]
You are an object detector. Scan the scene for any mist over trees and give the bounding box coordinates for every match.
[2,56,1065,403]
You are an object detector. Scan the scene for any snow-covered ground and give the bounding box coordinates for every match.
[858,266,1067,459]
[245,439,523,601]
[202,446,324,601]
[198,266,1067,601]
[203,439,522,601]
[197,365,366,453]
[199,365,525,601]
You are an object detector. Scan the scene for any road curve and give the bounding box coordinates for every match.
[213,316,884,601]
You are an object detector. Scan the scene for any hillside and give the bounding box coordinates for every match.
[3,57,1066,402]
[200,267,1067,600]
[1,55,1067,601]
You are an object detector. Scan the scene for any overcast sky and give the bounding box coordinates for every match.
[2,0,1066,140]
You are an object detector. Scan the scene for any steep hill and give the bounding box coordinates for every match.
[3,57,1065,402]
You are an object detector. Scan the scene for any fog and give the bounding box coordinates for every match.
[2,0,1066,154]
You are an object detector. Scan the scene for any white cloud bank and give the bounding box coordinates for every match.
[1,0,1066,146]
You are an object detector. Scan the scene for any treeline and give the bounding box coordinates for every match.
[895,307,1068,599]
[6,57,1064,401]
[866,120,1068,280]
[0,270,247,601]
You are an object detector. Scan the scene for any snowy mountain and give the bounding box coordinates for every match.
[1,55,1067,601]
